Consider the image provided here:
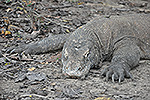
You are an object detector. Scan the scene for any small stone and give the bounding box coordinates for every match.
[26,72,46,81]
[51,82,56,86]
[145,9,150,13]
[15,73,26,82]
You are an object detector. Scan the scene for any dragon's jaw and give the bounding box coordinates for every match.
[62,60,91,78]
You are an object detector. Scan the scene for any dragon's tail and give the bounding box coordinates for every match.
[8,34,70,54]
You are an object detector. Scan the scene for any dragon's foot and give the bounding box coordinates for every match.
[101,63,134,83]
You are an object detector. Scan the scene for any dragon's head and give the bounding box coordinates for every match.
[62,37,100,78]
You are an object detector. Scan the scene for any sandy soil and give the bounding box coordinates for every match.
[0,0,150,100]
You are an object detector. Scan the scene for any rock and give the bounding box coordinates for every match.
[26,72,46,81]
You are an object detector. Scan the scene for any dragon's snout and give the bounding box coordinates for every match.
[63,61,83,77]
[62,60,91,78]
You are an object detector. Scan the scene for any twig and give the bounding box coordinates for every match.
[18,93,48,99]
[9,18,30,23]
[0,66,20,75]
[2,72,16,79]
[2,54,18,64]
[45,4,72,9]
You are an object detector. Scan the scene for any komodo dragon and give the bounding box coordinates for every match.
[9,14,150,82]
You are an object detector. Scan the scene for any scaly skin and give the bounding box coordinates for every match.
[8,14,150,82]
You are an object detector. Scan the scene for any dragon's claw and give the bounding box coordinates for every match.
[101,63,133,83]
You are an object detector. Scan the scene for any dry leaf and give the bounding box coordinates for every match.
[94,97,112,100]
[1,29,5,35]
[6,8,13,12]
[78,2,84,5]
[27,67,36,71]
[5,31,11,36]
[51,82,56,86]
[66,29,70,33]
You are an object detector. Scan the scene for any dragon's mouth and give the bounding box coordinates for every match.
[64,69,82,77]
[62,60,91,78]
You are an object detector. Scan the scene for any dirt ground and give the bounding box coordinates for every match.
[0,0,150,100]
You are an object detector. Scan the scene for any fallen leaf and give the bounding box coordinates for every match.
[9,55,19,60]
[28,67,36,71]
[41,62,45,64]
[78,2,84,5]
[79,26,82,28]
[6,8,13,12]
[24,9,27,13]
[51,82,56,86]
[5,31,11,36]
[21,58,34,61]
[66,29,70,33]
[16,11,24,14]
[3,16,8,19]
[145,9,150,13]
[94,97,112,100]
[17,6,23,10]
[31,30,40,35]
[45,62,49,64]
[8,25,20,30]
[1,29,5,35]
[63,20,68,22]
[4,18,10,24]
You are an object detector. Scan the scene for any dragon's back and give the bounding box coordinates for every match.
[80,14,150,56]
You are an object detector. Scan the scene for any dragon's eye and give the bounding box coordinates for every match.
[84,53,89,58]
[83,49,90,58]
[63,55,68,61]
